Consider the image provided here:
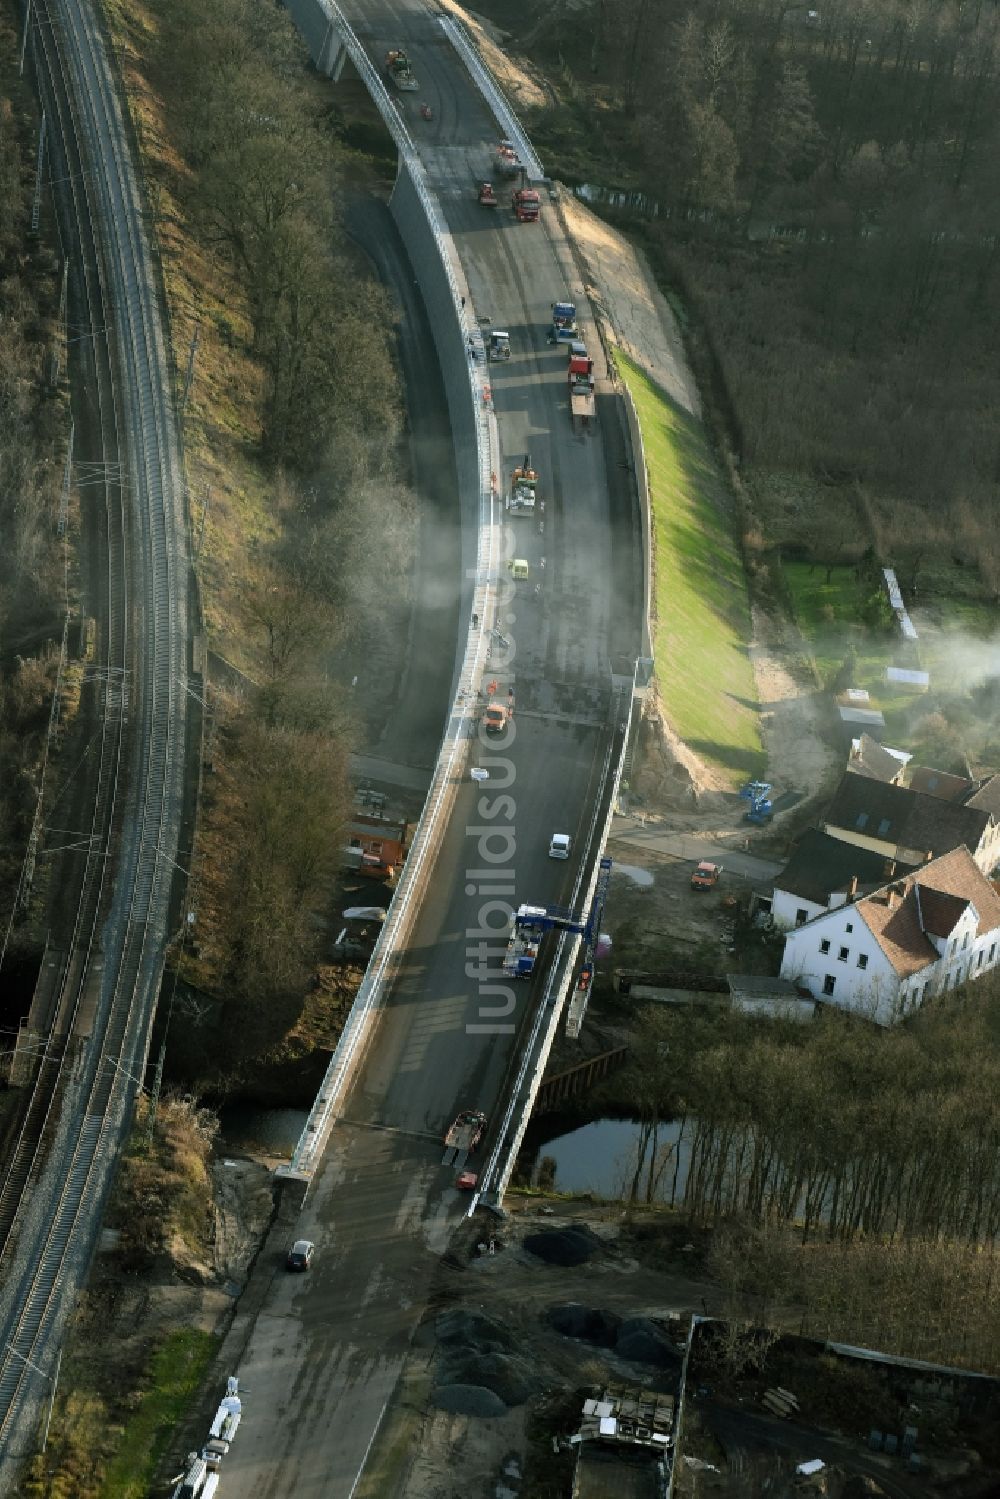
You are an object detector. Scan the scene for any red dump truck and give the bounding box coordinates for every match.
[512,187,540,222]
[568,343,595,427]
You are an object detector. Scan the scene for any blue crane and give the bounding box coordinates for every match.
[503,857,612,979]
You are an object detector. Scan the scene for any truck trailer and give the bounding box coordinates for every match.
[507,459,537,514]
[442,1110,487,1166]
[385,49,418,90]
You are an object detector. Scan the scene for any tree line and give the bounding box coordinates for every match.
[0,12,67,931]
[152,0,401,476]
[114,0,422,1068]
[625,981,1000,1247]
[518,0,1000,595]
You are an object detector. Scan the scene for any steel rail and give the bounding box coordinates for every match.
[0,0,187,1456]
[0,0,129,1263]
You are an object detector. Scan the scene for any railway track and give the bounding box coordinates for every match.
[0,0,188,1472]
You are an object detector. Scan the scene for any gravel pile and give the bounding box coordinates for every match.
[435,1308,517,1354]
[433,1383,508,1418]
[545,1302,621,1347]
[614,1317,683,1370]
[545,1304,683,1371]
[523,1224,601,1266]
[436,1349,538,1407]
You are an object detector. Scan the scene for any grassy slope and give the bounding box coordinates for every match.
[617,352,763,786]
[98,1330,215,1499]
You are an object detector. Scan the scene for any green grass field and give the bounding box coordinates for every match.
[99,1329,215,1499]
[617,353,763,785]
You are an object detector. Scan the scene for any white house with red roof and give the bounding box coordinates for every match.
[779,846,1000,1025]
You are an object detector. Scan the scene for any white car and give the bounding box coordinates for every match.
[548,833,571,860]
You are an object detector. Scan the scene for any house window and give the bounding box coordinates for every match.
[857,954,869,970]
[877,818,891,836]
[838,947,849,962]
[991,943,997,963]
[846,923,854,933]
[978,951,985,968]
[823,975,836,996]
[349,838,361,848]
[795,908,808,926]
[963,932,970,950]
[820,939,831,954]
[855,813,869,831]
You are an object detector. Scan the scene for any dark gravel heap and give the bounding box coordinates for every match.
[435,1308,517,1354]
[615,1317,683,1370]
[546,1304,683,1371]
[545,1302,622,1348]
[433,1383,508,1418]
[432,1307,545,1413]
[523,1224,602,1266]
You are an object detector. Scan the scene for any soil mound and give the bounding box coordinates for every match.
[433,1383,508,1418]
[523,1225,601,1267]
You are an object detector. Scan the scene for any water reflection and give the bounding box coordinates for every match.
[523,1116,693,1201]
[219,1105,308,1158]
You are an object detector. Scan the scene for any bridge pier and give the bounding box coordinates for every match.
[318,20,348,81]
[283,0,351,83]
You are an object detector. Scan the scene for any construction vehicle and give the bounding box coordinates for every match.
[443,1109,487,1166]
[171,1455,218,1499]
[489,329,510,360]
[478,180,498,207]
[483,697,513,734]
[690,860,721,891]
[512,186,541,222]
[502,857,613,981]
[209,1379,242,1445]
[568,344,596,427]
[385,49,418,90]
[509,558,529,580]
[493,140,520,177]
[507,458,537,515]
[548,300,578,343]
[741,781,773,824]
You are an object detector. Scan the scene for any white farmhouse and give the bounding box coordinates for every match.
[780,846,1000,1025]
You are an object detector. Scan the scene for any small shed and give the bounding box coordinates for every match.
[838,705,886,729]
[727,975,816,1021]
[885,666,929,692]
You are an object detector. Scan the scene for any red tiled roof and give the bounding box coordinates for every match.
[857,846,1000,977]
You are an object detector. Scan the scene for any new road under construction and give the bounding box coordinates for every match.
[217,1,646,1494]
[0,0,645,1492]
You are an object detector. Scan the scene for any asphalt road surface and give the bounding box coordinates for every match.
[221,9,641,1495]
[344,193,462,770]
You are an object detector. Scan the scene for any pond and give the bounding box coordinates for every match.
[219,1105,309,1159]
[521,1115,694,1201]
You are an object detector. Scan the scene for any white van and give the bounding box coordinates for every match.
[548,833,571,860]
